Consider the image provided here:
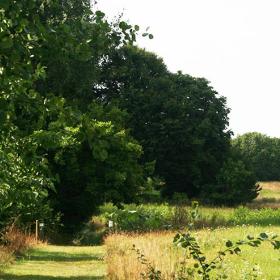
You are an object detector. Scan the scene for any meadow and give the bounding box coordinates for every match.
[1,182,280,279]
[102,182,280,280]
[105,227,280,279]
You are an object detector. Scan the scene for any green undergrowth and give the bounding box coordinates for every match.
[75,202,280,245]
[97,202,280,229]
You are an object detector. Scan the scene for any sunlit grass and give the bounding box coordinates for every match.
[0,245,106,280]
[106,226,280,280]
[105,182,280,279]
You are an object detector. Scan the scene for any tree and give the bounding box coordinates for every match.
[201,154,260,205]
[232,132,280,181]
[94,46,232,198]
[0,1,147,231]
[32,104,145,231]
[0,132,53,229]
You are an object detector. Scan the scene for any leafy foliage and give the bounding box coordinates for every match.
[0,0,261,233]
[0,0,146,231]
[202,157,260,205]
[232,132,280,181]
[95,46,232,199]
[0,133,53,228]
[46,111,145,231]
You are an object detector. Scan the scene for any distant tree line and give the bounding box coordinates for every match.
[0,0,263,233]
[233,132,280,181]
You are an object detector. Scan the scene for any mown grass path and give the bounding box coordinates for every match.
[0,245,106,280]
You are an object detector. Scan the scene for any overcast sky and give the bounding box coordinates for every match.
[96,0,280,137]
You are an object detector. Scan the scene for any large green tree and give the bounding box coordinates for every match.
[94,46,232,198]
[0,0,147,230]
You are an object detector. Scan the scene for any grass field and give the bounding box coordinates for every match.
[0,245,106,280]
[250,182,280,208]
[104,182,280,279]
[106,226,280,279]
[1,182,279,279]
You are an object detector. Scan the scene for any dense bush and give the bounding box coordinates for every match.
[97,203,280,233]
[97,202,225,233]
[232,132,280,181]
[0,224,36,271]
[97,46,232,199]
[0,134,53,229]
[202,158,260,205]
[103,205,171,232]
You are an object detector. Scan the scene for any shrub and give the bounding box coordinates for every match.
[0,224,36,272]
[0,225,36,256]
[98,201,203,232]
[171,192,189,205]
[202,159,260,205]
[231,206,280,226]
[73,216,107,245]
[106,207,169,232]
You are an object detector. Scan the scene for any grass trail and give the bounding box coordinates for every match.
[0,245,106,280]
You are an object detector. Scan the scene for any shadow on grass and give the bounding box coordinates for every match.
[20,250,103,262]
[0,247,106,280]
[0,275,104,280]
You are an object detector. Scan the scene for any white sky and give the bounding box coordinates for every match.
[95,0,280,137]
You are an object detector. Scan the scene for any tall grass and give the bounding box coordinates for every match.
[105,226,280,279]
[106,231,182,279]
[0,225,37,272]
[0,247,14,272]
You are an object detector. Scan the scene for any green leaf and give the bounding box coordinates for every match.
[225,240,233,247]
[0,37,13,49]
[260,232,268,239]
[148,34,154,39]
[0,0,10,10]
[234,247,241,254]
[199,256,206,262]
[95,10,105,18]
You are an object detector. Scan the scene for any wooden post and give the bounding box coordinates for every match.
[35,220,39,243]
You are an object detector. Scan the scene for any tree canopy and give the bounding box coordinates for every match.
[95,46,232,198]
[233,132,280,181]
[0,0,260,233]
[0,0,146,231]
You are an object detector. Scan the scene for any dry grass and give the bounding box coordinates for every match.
[1,225,37,256]
[105,226,280,280]
[105,231,183,280]
[258,181,280,191]
[0,224,39,272]
[0,246,14,270]
[249,181,280,208]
